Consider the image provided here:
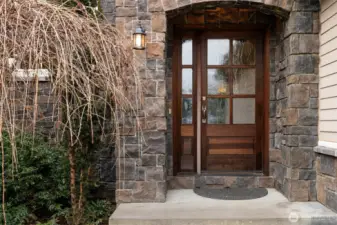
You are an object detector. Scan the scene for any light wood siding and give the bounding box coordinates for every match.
[320,0,337,143]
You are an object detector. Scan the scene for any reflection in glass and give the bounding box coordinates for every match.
[182,69,193,94]
[233,40,256,65]
[182,98,193,124]
[182,40,193,65]
[233,69,256,94]
[233,98,255,124]
[208,69,230,95]
[207,98,230,124]
[207,39,230,65]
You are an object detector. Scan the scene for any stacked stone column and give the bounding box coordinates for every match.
[113,0,168,203]
[272,0,320,201]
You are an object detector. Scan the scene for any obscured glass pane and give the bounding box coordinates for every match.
[233,69,256,94]
[182,69,193,94]
[208,39,230,65]
[233,98,255,124]
[233,40,256,65]
[182,138,192,155]
[182,98,193,124]
[208,69,230,95]
[208,98,230,124]
[182,40,193,65]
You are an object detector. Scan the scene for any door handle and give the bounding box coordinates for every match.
[202,98,207,124]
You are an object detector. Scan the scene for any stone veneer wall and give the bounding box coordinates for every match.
[112,0,169,203]
[314,148,337,212]
[14,79,117,201]
[101,0,116,23]
[14,80,56,136]
[100,0,321,203]
[270,0,320,201]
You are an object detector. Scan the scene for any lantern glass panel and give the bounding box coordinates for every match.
[133,33,145,49]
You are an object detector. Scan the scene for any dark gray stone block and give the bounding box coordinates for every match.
[320,155,336,177]
[298,109,318,126]
[288,55,318,75]
[142,154,157,166]
[299,135,318,147]
[292,0,320,12]
[290,147,315,169]
[326,190,337,213]
[285,12,313,36]
[124,144,141,158]
[299,169,316,180]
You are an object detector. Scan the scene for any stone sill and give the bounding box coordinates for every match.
[314,146,337,158]
[8,58,50,82]
[12,69,50,82]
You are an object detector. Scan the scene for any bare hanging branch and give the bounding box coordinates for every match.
[0,0,143,223]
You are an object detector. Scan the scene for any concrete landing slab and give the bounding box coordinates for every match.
[110,189,337,225]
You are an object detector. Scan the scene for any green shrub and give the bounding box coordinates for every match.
[82,199,115,225]
[0,132,115,225]
[0,132,70,225]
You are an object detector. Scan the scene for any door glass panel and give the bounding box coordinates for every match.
[208,39,230,65]
[182,69,193,94]
[233,69,256,94]
[233,98,255,124]
[182,40,193,65]
[208,69,230,95]
[182,98,193,124]
[207,98,230,124]
[233,40,256,65]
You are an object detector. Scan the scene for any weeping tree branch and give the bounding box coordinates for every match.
[0,0,143,224]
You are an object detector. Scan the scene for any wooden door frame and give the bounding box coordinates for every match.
[172,25,270,176]
[172,30,199,175]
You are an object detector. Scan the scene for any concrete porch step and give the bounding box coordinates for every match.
[110,219,337,225]
[110,189,337,225]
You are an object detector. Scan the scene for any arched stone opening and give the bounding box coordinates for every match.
[165,2,280,183]
[165,0,291,19]
[164,1,319,202]
[160,0,292,15]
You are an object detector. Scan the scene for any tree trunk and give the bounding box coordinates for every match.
[1,141,7,225]
[68,144,78,225]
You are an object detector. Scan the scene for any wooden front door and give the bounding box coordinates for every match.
[173,29,266,174]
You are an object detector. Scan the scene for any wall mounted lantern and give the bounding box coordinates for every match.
[133,22,146,50]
